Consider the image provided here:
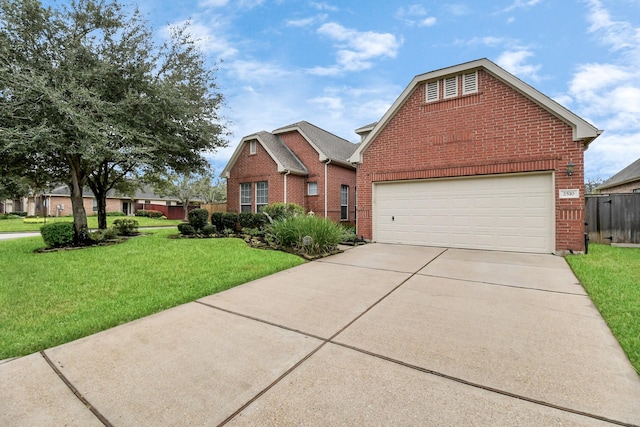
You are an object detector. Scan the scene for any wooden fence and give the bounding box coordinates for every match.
[585,194,640,244]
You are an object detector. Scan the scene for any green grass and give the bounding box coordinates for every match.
[0,216,182,232]
[567,244,640,374]
[0,228,305,359]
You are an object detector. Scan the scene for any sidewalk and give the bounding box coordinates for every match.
[3,244,640,426]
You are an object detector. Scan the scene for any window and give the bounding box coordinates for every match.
[308,181,318,196]
[426,80,439,102]
[256,181,268,212]
[340,185,349,220]
[92,198,98,212]
[240,183,252,212]
[633,188,640,193]
[444,76,458,98]
[463,71,478,94]
[249,140,257,155]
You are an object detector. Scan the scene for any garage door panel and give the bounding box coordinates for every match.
[373,173,553,253]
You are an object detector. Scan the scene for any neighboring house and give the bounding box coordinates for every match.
[27,185,196,220]
[596,158,640,194]
[349,58,602,254]
[223,121,358,223]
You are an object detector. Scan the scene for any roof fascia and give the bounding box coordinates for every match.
[222,134,289,178]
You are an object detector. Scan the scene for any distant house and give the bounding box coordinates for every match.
[596,158,640,194]
[349,58,602,254]
[222,121,358,223]
[18,185,200,220]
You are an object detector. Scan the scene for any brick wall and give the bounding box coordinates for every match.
[357,69,586,253]
[227,131,357,218]
[600,180,640,194]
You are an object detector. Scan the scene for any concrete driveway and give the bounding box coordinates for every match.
[3,244,640,426]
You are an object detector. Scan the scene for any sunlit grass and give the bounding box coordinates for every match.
[0,216,182,232]
[0,229,304,358]
[567,244,640,374]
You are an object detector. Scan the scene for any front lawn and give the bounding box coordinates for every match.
[0,215,182,233]
[567,244,640,374]
[0,228,305,359]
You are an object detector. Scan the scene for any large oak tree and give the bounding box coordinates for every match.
[0,0,227,242]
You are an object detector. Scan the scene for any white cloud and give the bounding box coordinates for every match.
[164,19,238,60]
[566,0,640,179]
[310,22,402,74]
[495,49,542,81]
[395,5,437,27]
[499,0,542,13]
[311,2,339,12]
[286,14,327,28]
[225,59,293,84]
[199,0,229,7]
[444,4,471,16]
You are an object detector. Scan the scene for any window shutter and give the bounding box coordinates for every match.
[444,76,458,98]
[463,71,478,94]
[426,80,439,102]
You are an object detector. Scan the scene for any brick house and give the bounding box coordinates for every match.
[596,158,640,194]
[223,121,358,223]
[349,59,602,254]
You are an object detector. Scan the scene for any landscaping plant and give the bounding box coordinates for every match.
[268,215,344,256]
[40,222,74,248]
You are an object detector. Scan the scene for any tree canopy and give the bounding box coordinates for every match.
[0,0,228,243]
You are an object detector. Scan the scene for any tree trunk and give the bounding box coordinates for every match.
[68,155,90,245]
[88,183,109,230]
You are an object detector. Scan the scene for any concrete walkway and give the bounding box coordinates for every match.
[2,244,640,426]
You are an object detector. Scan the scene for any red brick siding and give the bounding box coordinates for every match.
[226,140,284,213]
[357,70,586,253]
[227,131,357,218]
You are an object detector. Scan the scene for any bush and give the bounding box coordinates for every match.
[188,208,209,231]
[201,224,217,236]
[211,212,224,231]
[267,216,344,256]
[261,203,304,222]
[135,209,164,218]
[90,227,118,242]
[106,211,126,216]
[239,212,267,230]
[177,223,196,235]
[40,222,74,248]
[222,212,239,232]
[113,219,139,236]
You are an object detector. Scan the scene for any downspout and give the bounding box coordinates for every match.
[283,170,291,204]
[324,159,332,218]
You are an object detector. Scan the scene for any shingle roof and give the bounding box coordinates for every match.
[273,121,358,165]
[597,157,640,190]
[44,185,181,201]
[251,131,308,174]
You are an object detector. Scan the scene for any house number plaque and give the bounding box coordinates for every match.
[559,189,579,199]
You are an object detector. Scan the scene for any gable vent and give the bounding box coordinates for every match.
[463,71,478,94]
[444,76,458,98]
[426,80,439,102]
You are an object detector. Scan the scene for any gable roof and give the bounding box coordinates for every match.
[272,121,358,167]
[222,131,308,178]
[596,157,640,191]
[42,185,184,202]
[349,58,603,164]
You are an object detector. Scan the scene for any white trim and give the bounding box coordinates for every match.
[426,80,439,102]
[249,140,257,154]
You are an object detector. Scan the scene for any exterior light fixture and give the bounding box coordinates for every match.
[566,161,575,176]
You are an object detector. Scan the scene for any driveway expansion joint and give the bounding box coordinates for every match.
[40,351,113,427]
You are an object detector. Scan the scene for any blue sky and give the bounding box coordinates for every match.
[51,0,640,181]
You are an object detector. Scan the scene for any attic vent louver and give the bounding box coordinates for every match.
[463,71,478,94]
[444,76,458,98]
[426,80,439,102]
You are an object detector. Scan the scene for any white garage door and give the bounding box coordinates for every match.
[373,173,554,253]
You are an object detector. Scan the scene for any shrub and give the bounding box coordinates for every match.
[106,211,126,216]
[113,219,139,236]
[40,222,74,248]
[267,216,344,256]
[211,212,224,231]
[188,208,209,231]
[201,224,217,236]
[135,209,164,218]
[90,227,118,242]
[239,212,268,230]
[261,203,304,222]
[222,212,239,232]
[177,223,196,235]
[12,211,27,217]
